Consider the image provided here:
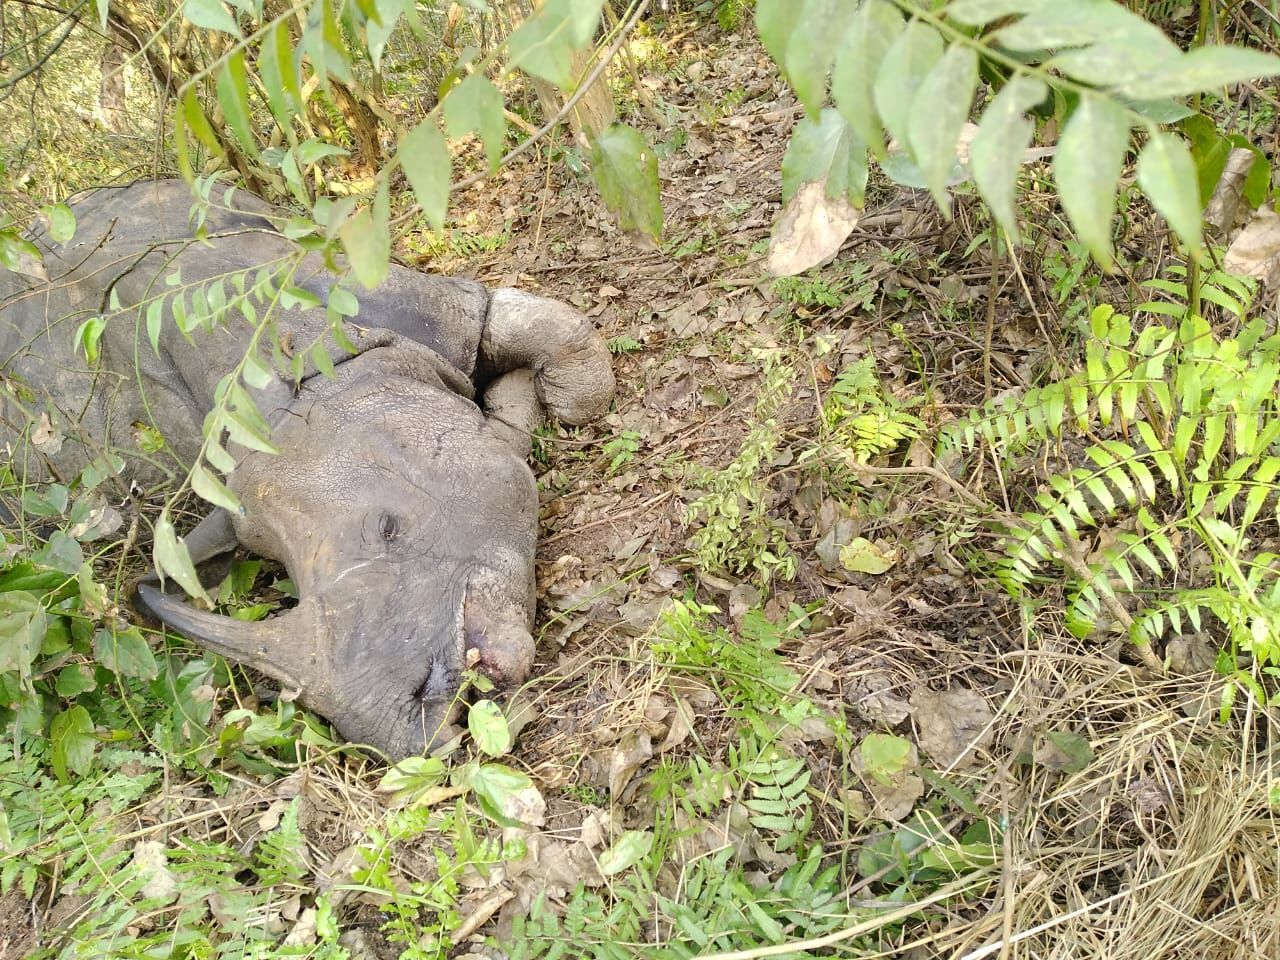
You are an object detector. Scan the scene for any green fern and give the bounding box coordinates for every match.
[823,357,922,463]
[944,269,1280,669]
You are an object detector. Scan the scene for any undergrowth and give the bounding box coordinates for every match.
[946,267,1280,706]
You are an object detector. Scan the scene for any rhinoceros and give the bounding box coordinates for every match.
[0,179,615,758]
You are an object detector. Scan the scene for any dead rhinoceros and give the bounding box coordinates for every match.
[0,179,614,758]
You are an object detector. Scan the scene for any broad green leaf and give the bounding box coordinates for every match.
[780,108,867,205]
[783,0,858,115]
[181,86,222,154]
[944,0,1049,26]
[368,0,409,70]
[41,204,76,245]
[598,830,654,876]
[338,208,390,290]
[468,762,536,825]
[443,73,507,171]
[400,120,451,232]
[992,0,1155,52]
[153,510,211,604]
[1136,132,1202,254]
[215,50,256,155]
[590,124,663,238]
[1048,34,1179,90]
[468,699,513,757]
[242,350,274,389]
[75,316,108,365]
[970,77,1047,238]
[0,592,45,676]
[56,663,97,697]
[874,21,943,152]
[191,463,242,513]
[755,0,790,66]
[506,0,603,89]
[93,626,159,680]
[51,706,96,781]
[327,286,359,317]
[831,0,902,156]
[1054,96,1129,269]
[839,537,896,575]
[377,755,446,796]
[184,0,240,35]
[908,43,978,212]
[859,732,913,786]
[0,232,44,278]
[1119,46,1280,100]
[260,22,302,127]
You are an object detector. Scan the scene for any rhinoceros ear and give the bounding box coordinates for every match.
[137,583,323,694]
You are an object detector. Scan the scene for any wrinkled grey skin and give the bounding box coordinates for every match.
[0,180,615,758]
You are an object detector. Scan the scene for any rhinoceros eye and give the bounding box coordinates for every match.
[378,512,402,542]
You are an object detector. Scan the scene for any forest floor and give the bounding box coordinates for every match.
[4,14,1279,960]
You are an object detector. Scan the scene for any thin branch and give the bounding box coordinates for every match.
[389,0,651,231]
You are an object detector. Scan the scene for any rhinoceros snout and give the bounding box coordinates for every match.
[464,620,535,687]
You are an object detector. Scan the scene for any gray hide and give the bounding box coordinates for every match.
[0,180,615,758]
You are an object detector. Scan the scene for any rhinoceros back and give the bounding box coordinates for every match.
[1,180,491,488]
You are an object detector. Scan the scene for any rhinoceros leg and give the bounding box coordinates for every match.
[481,289,615,426]
[482,369,542,459]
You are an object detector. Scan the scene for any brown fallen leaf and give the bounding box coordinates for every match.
[1205,147,1258,236]
[911,687,995,770]
[1224,205,1280,286]
[131,840,178,903]
[609,729,653,796]
[766,180,860,277]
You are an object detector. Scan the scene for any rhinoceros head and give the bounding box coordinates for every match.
[139,344,540,758]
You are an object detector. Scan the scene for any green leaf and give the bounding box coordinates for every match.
[368,0,409,71]
[908,44,978,212]
[56,663,97,698]
[780,108,867,205]
[93,626,159,680]
[1119,46,1280,100]
[338,207,390,290]
[468,762,535,825]
[831,0,903,157]
[260,21,302,127]
[0,592,46,676]
[873,21,943,153]
[327,286,359,317]
[839,536,896,574]
[184,0,240,35]
[146,298,165,355]
[215,50,256,155]
[859,733,913,785]
[506,0,603,89]
[754,0,790,67]
[400,120,451,232]
[945,0,1050,26]
[1136,132,1202,255]
[181,86,222,154]
[468,699,513,757]
[153,510,211,604]
[377,755,446,798]
[51,705,96,781]
[443,73,507,172]
[96,0,110,31]
[1053,96,1130,269]
[191,462,242,513]
[991,0,1152,52]
[590,124,663,238]
[598,830,654,876]
[970,77,1047,238]
[75,316,108,365]
[0,232,44,278]
[41,203,76,245]
[782,0,858,115]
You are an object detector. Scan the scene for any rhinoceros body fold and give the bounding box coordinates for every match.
[0,180,615,758]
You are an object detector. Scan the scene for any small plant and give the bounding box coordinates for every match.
[686,350,797,583]
[772,272,845,309]
[603,429,643,474]
[945,269,1280,700]
[821,356,922,463]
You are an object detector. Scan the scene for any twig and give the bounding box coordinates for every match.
[391,0,651,230]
